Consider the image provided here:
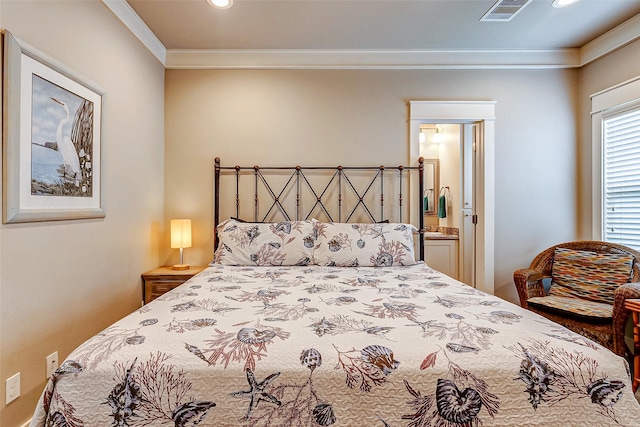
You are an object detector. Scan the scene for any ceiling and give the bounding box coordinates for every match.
[116,0,640,68]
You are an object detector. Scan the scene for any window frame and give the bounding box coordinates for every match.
[591,76,640,240]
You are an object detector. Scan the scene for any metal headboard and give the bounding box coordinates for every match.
[214,157,425,261]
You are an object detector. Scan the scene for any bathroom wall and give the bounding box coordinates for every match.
[419,123,462,230]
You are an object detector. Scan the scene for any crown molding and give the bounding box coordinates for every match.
[101,0,166,64]
[165,49,580,70]
[579,12,640,66]
[103,0,639,70]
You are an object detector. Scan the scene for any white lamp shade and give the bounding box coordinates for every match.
[171,219,192,249]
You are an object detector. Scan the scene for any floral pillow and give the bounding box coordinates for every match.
[214,219,316,266]
[313,221,417,267]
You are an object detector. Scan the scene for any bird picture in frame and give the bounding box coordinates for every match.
[30,74,94,198]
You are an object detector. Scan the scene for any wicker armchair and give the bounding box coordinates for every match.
[514,241,640,357]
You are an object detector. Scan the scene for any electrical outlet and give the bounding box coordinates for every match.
[6,372,20,404]
[46,351,59,379]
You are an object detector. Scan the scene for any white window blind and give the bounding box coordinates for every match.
[603,107,640,250]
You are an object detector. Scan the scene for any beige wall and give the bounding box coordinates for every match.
[578,39,640,239]
[0,1,165,425]
[165,68,580,304]
[2,4,635,425]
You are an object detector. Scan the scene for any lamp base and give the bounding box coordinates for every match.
[172,264,190,271]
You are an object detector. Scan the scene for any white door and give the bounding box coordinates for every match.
[459,123,478,287]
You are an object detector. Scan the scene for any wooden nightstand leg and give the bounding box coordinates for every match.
[633,310,640,393]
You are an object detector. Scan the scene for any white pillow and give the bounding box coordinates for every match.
[214,219,316,266]
[313,221,417,267]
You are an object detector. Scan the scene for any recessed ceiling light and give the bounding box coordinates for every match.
[552,0,580,7]
[207,0,233,9]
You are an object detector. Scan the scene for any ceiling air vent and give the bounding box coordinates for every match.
[480,0,533,22]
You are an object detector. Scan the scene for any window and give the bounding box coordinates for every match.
[591,76,640,245]
[602,107,640,250]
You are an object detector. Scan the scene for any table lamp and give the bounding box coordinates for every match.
[171,219,192,270]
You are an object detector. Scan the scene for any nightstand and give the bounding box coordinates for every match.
[142,265,207,304]
[625,298,640,393]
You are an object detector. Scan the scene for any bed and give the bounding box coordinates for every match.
[31,159,640,426]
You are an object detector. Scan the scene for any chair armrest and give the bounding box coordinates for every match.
[513,268,545,309]
[612,282,640,356]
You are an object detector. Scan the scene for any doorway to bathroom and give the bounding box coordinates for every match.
[409,101,495,295]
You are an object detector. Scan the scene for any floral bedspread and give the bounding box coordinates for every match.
[31,263,640,426]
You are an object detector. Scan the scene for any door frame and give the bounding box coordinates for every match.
[409,101,496,295]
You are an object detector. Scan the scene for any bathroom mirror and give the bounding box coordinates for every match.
[423,158,439,216]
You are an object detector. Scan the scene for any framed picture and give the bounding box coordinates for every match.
[3,30,104,223]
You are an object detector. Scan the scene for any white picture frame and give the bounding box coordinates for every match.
[3,30,104,223]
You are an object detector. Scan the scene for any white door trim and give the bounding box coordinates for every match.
[409,101,496,295]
